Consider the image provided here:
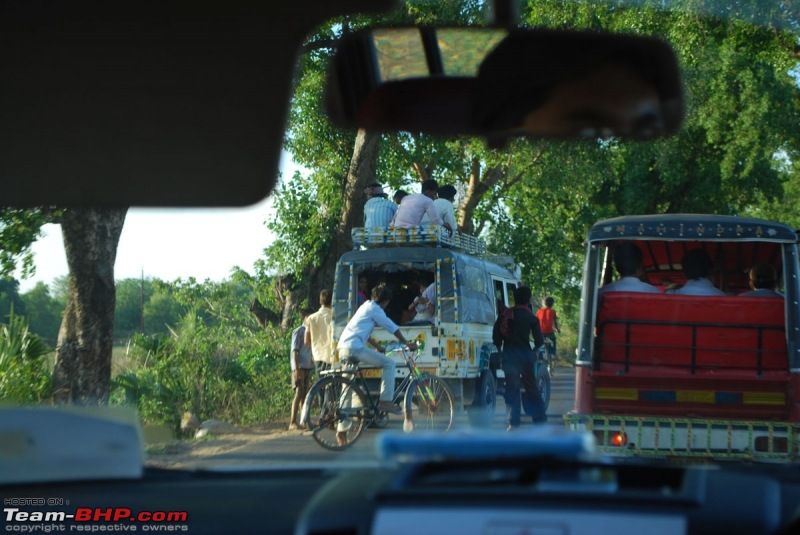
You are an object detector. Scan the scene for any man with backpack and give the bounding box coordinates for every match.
[493,286,547,430]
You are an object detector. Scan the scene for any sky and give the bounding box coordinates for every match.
[14,156,299,293]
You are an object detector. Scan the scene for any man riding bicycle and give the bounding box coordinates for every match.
[536,296,560,373]
[336,283,418,414]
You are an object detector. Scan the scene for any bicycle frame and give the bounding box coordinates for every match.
[303,346,455,449]
[386,346,440,406]
[326,347,440,420]
[322,357,411,420]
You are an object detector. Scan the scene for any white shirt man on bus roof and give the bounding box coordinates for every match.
[420,184,458,231]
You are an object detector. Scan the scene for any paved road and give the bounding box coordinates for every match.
[147,367,576,469]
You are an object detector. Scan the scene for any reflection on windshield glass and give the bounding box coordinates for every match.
[373,28,429,80]
[436,28,507,76]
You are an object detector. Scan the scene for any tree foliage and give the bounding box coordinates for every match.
[262,0,799,336]
[497,0,800,313]
[264,1,517,317]
[0,209,53,279]
[21,282,63,345]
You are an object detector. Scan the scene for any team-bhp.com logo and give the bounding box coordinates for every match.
[4,503,189,532]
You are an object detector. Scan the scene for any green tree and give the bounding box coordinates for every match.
[0,278,26,319]
[266,1,523,323]
[1,206,129,406]
[114,277,157,337]
[21,282,64,344]
[266,0,800,335]
[49,275,69,305]
[143,289,187,336]
[498,0,800,308]
[519,0,799,215]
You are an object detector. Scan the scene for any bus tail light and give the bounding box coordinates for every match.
[594,430,628,447]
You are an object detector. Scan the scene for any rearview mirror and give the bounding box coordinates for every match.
[325,27,684,142]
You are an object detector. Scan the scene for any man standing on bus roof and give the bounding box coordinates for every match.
[389,179,453,234]
[599,242,660,294]
[336,284,418,416]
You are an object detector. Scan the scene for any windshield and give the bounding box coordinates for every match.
[2,0,799,475]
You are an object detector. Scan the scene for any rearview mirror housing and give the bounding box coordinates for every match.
[326,27,684,142]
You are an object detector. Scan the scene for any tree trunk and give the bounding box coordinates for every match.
[52,207,127,405]
[460,158,498,235]
[304,129,381,311]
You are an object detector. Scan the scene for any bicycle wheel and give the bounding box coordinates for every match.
[302,376,368,451]
[404,373,454,432]
[545,340,556,376]
[537,366,551,411]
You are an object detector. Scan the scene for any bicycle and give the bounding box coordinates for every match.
[542,336,556,376]
[299,343,455,450]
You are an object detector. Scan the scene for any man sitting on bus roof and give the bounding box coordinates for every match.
[363,183,397,228]
[389,179,454,234]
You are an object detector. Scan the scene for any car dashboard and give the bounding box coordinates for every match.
[4,454,799,535]
[3,419,800,535]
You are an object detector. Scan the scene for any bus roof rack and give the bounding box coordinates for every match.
[352,226,487,255]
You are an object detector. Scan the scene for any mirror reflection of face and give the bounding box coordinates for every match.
[518,62,663,138]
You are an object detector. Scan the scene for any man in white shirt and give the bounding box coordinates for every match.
[363,183,397,228]
[408,279,436,322]
[337,284,418,415]
[599,242,661,294]
[420,184,458,232]
[667,249,725,296]
[390,179,453,233]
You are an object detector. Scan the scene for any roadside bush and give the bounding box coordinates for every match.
[234,348,293,425]
[111,310,292,432]
[0,307,52,403]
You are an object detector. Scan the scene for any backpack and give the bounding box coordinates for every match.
[498,306,515,341]
[497,304,534,344]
